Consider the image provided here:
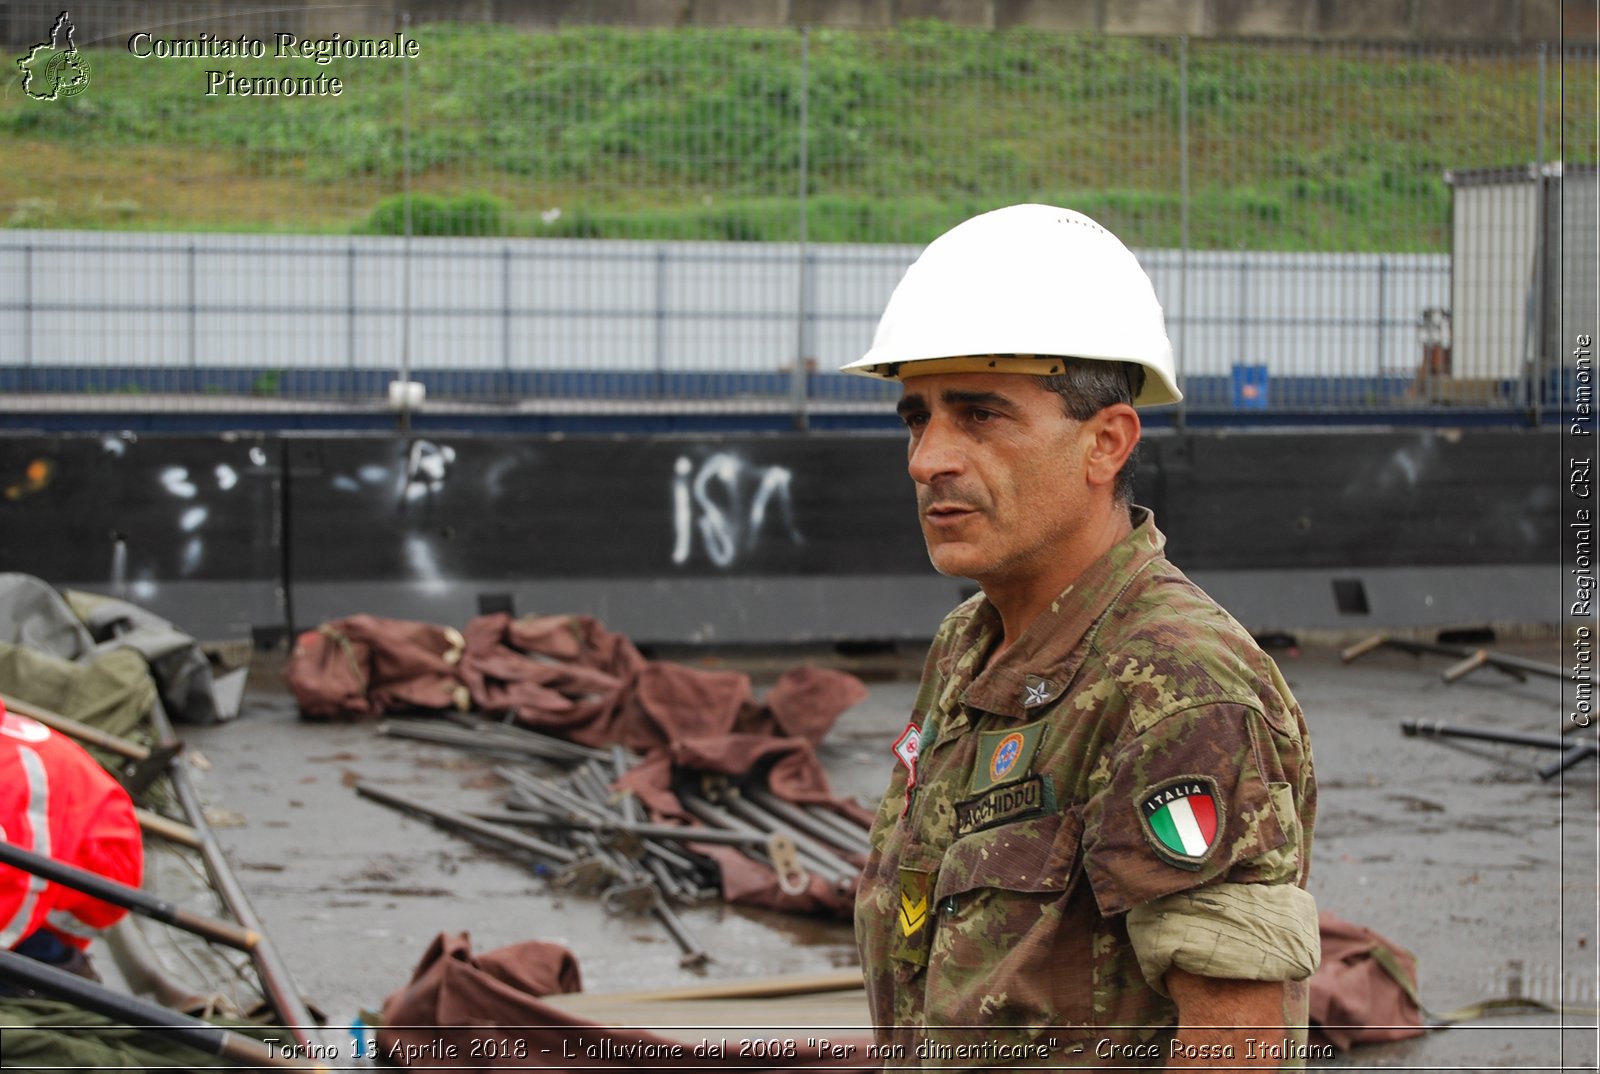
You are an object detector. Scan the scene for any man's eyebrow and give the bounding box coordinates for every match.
[895,393,927,418]
[941,389,1018,410]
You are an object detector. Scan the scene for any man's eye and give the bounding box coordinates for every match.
[902,413,928,430]
[970,409,996,423]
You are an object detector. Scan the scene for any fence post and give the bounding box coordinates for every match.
[1176,35,1189,431]
[347,242,358,400]
[398,8,413,435]
[22,243,32,393]
[791,25,812,432]
[502,245,512,401]
[654,245,668,399]
[1528,41,1548,426]
[187,241,197,395]
[1377,255,1387,397]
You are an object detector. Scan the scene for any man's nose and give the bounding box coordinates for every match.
[907,416,964,486]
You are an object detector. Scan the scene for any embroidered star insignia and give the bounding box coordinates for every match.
[1024,681,1051,707]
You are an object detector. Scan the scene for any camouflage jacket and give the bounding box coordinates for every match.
[854,510,1317,1068]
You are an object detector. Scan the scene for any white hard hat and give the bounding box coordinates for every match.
[840,203,1181,407]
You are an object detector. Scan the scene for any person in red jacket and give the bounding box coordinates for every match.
[0,698,144,979]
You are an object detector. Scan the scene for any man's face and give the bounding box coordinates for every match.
[896,372,1093,589]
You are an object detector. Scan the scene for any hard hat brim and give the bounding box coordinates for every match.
[839,353,1184,408]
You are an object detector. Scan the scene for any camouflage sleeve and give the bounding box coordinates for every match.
[1124,882,1321,995]
[1079,700,1307,916]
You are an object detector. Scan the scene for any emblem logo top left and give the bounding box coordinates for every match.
[18,12,92,102]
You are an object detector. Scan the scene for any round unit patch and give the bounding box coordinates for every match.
[988,731,1025,784]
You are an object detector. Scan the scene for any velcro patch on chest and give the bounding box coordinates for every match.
[954,775,1050,837]
[1139,775,1223,870]
[891,866,934,967]
[898,869,929,936]
[893,722,921,782]
[969,719,1046,794]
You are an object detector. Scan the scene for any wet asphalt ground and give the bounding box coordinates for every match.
[180,636,1598,1071]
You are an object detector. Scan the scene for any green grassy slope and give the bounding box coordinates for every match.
[1,22,1590,249]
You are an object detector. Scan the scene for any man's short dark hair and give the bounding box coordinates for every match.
[1035,360,1145,504]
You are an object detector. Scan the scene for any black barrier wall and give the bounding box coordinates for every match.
[0,429,1561,643]
[0,433,284,639]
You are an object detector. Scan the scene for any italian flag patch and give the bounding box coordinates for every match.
[1139,777,1222,870]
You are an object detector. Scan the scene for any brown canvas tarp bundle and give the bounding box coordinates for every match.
[1307,911,1427,1052]
[287,612,864,750]
[378,932,874,1072]
[287,612,871,915]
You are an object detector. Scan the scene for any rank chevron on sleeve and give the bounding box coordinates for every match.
[899,889,928,935]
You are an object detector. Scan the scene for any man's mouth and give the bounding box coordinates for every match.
[923,502,979,526]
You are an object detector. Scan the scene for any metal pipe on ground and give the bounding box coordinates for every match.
[570,764,617,812]
[1401,719,1598,780]
[496,767,613,824]
[1344,635,1586,685]
[611,747,646,825]
[106,915,235,1019]
[443,712,610,763]
[633,838,703,877]
[135,808,203,850]
[0,692,151,760]
[353,782,577,865]
[145,702,322,1048]
[380,719,581,764]
[475,809,733,892]
[649,891,710,969]
[0,839,260,952]
[1402,719,1581,752]
[498,792,566,821]
[746,788,870,856]
[521,767,711,966]
[800,802,875,851]
[469,809,796,854]
[721,794,860,886]
[0,692,179,793]
[0,948,330,1071]
[642,853,689,902]
[680,795,832,893]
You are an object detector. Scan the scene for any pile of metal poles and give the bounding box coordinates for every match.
[361,714,873,968]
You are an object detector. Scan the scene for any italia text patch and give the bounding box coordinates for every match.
[955,775,1048,837]
[1139,776,1222,870]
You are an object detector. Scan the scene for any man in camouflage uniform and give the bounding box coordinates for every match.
[841,205,1318,1068]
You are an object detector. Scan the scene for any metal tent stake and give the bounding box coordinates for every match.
[1401,719,1597,780]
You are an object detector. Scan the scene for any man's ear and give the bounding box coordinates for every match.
[1084,403,1141,491]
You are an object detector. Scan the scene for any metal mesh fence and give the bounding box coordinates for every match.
[0,3,1594,425]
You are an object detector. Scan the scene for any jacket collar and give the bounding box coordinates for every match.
[943,507,1167,725]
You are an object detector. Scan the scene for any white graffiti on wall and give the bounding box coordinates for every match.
[400,439,456,508]
[671,453,802,568]
[118,447,271,592]
[325,439,458,586]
